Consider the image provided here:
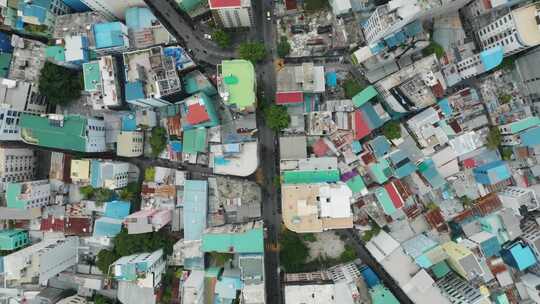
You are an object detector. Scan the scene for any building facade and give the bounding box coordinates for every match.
[3,237,79,285]
[209,0,253,28]
[116,131,144,157]
[6,179,51,209]
[0,146,37,192]
[20,114,107,153]
[498,187,540,216]
[77,0,145,20]
[477,2,540,57]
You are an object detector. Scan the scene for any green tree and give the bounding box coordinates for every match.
[500,146,513,160]
[264,104,290,132]
[343,79,363,99]
[39,62,82,105]
[96,249,118,275]
[279,229,309,272]
[382,121,401,140]
[277,36,291,58]
[145,167,156,182]
[422,41,445,59]
[212,29,231,48]
[499,93,512,104]
[487,127,502,150]
[118,187,134,202]
[238,42,267,63]
[339,245,357,262]
[304,0,328,11]
[149,127,167,157]
[93,294,114,304]
[209,252,234,266]
[302,233,317,242]
[79,185,95,200]
[95,188,115,203]
[460,196,473,208]
[113,229,175,258]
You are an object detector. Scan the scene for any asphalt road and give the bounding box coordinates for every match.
[249,1,284,303]
[339,230,414,304]
[144,0,235,65]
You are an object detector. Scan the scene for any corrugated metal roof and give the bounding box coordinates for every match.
[282,170,340,184]
[352,85,378,108]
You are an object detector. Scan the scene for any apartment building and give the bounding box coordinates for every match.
[477,2,540,57]
[498,187,540,216]
[3,237,79,285]
[209,0,253,28]
[0,146,37,192]
[77,0,145,20]
[6,179,51,209]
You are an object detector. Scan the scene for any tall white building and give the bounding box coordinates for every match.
[0,146,36,192]
[498,186,540,215]
[3,237,79,285]
[116,131,144,157]
[83,56,122,110]
[91,160,130,190]
[78,0,145,20]
[363,0,470,44]
[477,2,540,57]
[6,179,51,209]
[209,0,253,28]
[0,107,24,141]
[0,78,48,113]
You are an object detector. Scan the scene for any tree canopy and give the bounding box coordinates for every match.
[79,185,95,200]
[238,42,267,63]
[422,41,445,59]
[279,229,309,272]
[382,121,402,140]
[487,127,502,150]
[96,229,175,274]
[212,29,231,49]
[277,36,291,58]
[39,61,82,105]
[343,79,363,99]
[149,127,167,157]
[264,104,290,132]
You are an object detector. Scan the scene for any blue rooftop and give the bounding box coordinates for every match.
[20,0,50,24]
[473,160,511,185]
[369,136,391,158]
[325,72,337,88]
[183,180,207,241]
[90,159,102,188]
[125,7,157,30]
[104,200,131,219]
[389,149,416,178]
[164,46,194,70]
[502,242,537,271]
[418,159,445,189]
[125,81,145,101]
[521,126,540,147]
[480,46,504,72]
[93,217,123,237]
[360,102,385,130]
[403,20,423,37]
[93,22,127,49]
[360,266,379,288]
[0,33,13,53]
[121,113,137,131]
[438,98,452,118]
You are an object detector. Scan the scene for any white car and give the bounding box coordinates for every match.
[204,34,212,39]
[266,11,271,21]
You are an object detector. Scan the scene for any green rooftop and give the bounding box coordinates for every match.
[282,170,340,184]
[509,116,540,134]
[0,229,29,251]
[431,260,451,279]
[0,53,12,78]
[369,159,391,184]
[202,227,264,253]
[20,114,88,152]
[45,46,66,62]
[370,285,400,304]
[352,85,378,108]
[183,128,207,154]
[6,183,26,209]
[346,175,366,194]
[220,60,256,110]
[83,61,101,91]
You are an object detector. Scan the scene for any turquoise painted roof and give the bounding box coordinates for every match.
[183,180,207,241]
[83,62,101,91]
[352,85,378,108]
[6,183,26,209]
[104,200,131,219]
[370,285,400,304]
[183,128,207,154]
[346,175,366,194]
[202,227,264,253]
[20,114,89,151]
[369,159,391,184]
[93,22,126,49]
[282,170,340,184]
[374,187,396,215]
[521,126,540,147]
[509,116,540,134]
[480,46,504,71]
